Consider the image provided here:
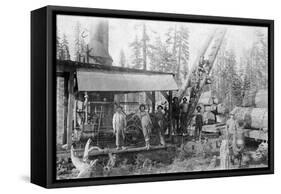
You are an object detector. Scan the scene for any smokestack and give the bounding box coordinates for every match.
[89,20,113,66]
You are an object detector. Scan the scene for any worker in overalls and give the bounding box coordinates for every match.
[136,104,153,150]
[112,105,127,150]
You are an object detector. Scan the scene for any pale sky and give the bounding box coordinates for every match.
[57,15,267,70]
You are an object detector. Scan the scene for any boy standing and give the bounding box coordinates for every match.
[195,106,203,140]
[155,105,166,146]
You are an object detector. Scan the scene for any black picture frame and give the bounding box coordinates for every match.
[31,5,274,188]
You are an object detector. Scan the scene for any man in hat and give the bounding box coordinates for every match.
[112,105,127,150]
[172,97,180,134]
[134,104,153,150]
[180,97,189,135]
[195,106,203,140]
[226,112,238,164]
[226,112,237,136]
[155,105,166,146]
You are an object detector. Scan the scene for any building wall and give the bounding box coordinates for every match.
[56,76,65,145]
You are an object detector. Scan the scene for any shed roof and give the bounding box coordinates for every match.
[57,60,174,75]
[77,70,178,92]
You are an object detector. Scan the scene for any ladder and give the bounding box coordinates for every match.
[178,28,227,127]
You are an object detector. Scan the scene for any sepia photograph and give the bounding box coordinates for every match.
[55,14,269,180]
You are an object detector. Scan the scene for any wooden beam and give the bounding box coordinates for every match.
[152,91,156,113]
[177,29,216,99]
[160,91,169,101]
[67,72,75,148]
[168,91,173,137]
[145,91,153,101]
[63,75,69,144]
[57,144,176,158]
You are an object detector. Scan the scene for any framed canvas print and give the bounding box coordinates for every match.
[31,5,274,188]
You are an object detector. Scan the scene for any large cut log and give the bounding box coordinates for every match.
[198,91,212,105]
[230,107,268,129]
[242,89,268,108]
[255,89,268,108]
[216,103,228,114]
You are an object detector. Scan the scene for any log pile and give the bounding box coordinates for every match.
[242,89,268,108]
[216,103,228,114]
[230,107,268,129]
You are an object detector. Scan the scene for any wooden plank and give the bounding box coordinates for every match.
[202,124,226,133]
[57,144,176,158]
[244,129,268,141]
[66,72,75,148]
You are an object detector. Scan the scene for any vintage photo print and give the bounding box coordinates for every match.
[56,15,268,180]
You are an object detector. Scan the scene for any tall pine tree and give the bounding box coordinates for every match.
[130,35,143,69]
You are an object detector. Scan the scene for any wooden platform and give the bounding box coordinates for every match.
[202,123,226,133]
[57,144,175,158]
[244,129,268,141]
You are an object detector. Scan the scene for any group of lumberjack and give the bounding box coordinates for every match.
[112,100,204,151]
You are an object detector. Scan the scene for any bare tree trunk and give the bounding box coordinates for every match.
[142,24,147,70]
[177,42,182,82]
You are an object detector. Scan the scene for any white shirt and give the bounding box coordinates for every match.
[112,112,126,132]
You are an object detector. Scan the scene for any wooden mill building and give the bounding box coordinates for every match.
[56,60,178,147]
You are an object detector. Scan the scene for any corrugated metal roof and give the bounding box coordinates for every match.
[77,70,178,92]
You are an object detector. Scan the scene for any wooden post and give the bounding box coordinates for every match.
[67,72,75,148]
[152,91,156,113]
[73,99,77,129]
[63,75,69,144]
[84,92,88,124]
[168,91,173,138]
[160,91,170,102]
[86,44,90,63]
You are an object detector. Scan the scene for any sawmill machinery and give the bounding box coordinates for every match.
[177,28,227,128]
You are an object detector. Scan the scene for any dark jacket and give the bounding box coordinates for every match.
[195,113,203,126]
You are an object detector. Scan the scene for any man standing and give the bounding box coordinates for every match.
[226,113,238,137]
[226,112,238,164]
[180,97,189,135]
[172,97,180,135]
[137,104,153,150]
[195,106,203,140]
[234,120,245,167]
[112,105,127,150]
[155,105,166,146]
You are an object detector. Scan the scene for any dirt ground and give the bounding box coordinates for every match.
[56,135,268,180]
